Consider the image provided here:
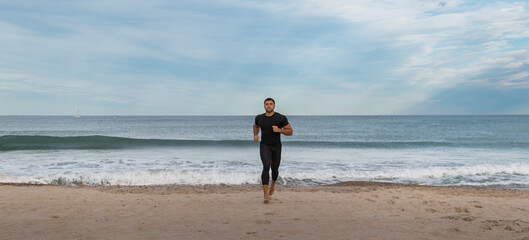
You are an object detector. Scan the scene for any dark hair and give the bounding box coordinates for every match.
[264,97,275,104]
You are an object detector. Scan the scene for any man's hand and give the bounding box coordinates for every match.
[272,125,281,133]
[253,124,260,142]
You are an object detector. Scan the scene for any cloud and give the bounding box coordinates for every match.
[1,0,529,114]
[221,1,526,113]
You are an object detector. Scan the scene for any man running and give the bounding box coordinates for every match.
[253,98,293,203]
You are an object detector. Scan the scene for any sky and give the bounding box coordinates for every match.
[1,0,529,115]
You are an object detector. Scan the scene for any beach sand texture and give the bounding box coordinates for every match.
[1,182,528,240]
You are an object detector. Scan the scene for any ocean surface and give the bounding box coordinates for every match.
[1,115,529,189]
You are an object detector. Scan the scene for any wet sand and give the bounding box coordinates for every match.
[1,182,528,240]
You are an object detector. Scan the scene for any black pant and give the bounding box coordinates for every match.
[260,143,282,185]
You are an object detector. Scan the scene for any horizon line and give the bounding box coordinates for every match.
[1,114,528,117]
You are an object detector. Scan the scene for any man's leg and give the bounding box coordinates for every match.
[260,143,272,203]
[269,144,282,197]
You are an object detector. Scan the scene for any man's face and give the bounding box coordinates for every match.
[264,100,275,113]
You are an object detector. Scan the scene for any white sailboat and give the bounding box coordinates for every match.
[75,109,80,118]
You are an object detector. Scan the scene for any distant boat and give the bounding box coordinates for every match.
[75,109,80,118]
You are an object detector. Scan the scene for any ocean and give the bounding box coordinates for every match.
[1,115,528,189]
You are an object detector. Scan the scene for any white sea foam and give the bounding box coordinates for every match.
[0,170,260,186]
[359,163,529,180]
[280,162,529,187]
[1,163,528,188]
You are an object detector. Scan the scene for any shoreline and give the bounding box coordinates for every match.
[2,181,529,239]
[1,180,528,193]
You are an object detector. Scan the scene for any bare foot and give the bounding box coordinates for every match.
[263,185,270,203]
[269,180,276,197]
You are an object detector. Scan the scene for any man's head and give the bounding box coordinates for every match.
[264,98,275,114]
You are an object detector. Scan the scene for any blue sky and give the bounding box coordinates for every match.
[1,0,529,115]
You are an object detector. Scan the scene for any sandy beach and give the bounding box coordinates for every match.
[1,182,528,240]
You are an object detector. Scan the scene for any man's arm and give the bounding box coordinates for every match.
[272,124,293,136]
[253,124,260,142]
